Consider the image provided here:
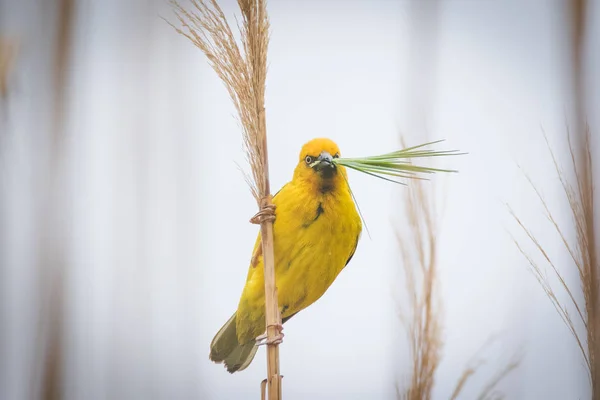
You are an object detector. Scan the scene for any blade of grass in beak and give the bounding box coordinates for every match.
[335,159,457,175]
[336,162,421,180]
[330,140,463,184]
[343,166,408,185]
[344,159,457,173]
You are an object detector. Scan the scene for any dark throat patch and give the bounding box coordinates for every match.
[320,182,334,194]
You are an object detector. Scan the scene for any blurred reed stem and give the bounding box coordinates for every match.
[39,0,74,399]
[0,38,18,101]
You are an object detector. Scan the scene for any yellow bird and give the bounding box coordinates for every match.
[209,138,362,373]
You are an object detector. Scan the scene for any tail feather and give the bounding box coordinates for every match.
[209,312,258,373]
[223,341,259,373]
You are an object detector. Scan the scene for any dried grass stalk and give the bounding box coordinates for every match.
[449,339,522,400]
[396,147,442,400]
[168,0,270,200]
[167,1,282,398]
[397,143,519,400]
[39,0,74,398]
[474,356,521,400]
[510,128,597,395]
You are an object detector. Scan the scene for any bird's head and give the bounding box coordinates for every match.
[293,138,347,193]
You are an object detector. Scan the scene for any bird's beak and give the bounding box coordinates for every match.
[314,151,335,172]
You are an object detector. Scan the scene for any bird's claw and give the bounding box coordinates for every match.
[255,323,284,346]
[250,203,276,225]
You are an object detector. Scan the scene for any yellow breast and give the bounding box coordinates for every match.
[235,179,362,344]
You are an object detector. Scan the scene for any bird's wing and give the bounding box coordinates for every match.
[279,207,360,326]
[282,312,297,324]
[281,225,360,326]
[344,232,360,267]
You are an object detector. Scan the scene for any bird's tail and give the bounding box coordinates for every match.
[209,313,258,373]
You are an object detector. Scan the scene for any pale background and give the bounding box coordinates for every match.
[1,0,599,399]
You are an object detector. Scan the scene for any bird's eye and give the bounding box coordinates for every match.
[305,155,313,164]
[333,153,340,159]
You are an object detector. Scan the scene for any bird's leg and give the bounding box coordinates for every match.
[255,323,284,346]
[256,307,284,346]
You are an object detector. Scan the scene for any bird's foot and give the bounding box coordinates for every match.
[249,202,276,225]
[255,323,284,346]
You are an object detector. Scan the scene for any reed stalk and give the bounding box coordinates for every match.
[397,142,519,399]
[167,1,281,398]
[39,0,74,398]
[510,128,596,396]
[511,0,596,396]
[396,156,442,400]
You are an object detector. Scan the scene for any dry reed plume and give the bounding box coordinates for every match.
[449,338,521,400]
[397,145,520,400]
[167,1,282,398]
[510,128,597,396]
[168,0,270,201]
[511,0,595,397]
[396,162,442,400]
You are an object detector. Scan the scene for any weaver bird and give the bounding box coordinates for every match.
[209,138,362,373]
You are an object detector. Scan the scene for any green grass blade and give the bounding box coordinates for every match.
[331,139,463,184]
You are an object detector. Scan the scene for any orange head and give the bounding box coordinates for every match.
[293,138,347,193]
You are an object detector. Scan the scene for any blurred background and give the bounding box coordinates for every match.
[1,0,599,399]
